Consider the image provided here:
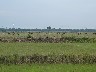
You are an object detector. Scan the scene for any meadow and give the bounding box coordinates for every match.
[0,64,96,72]
[0,32,96,72]
[0,32,96,43]
[0,43,96,55]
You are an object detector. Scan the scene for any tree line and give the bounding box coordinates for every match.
[0,28,96,32]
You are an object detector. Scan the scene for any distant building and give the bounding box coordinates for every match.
[18,28,21,29]
[52,28,55,29]
[47,26,51,29]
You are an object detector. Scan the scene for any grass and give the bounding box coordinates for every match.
[0,64,96,72]
[0,43,96,55]
[0,32,96,38]
[0,32,96,71]
[0,43,96,64]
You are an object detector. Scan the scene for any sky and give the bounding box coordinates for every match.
[0,0,96,29]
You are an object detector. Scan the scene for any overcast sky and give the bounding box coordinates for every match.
[0,0,96,29]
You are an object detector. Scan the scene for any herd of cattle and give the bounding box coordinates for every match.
[0,32,96,43]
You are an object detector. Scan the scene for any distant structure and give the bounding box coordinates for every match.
[47,26,51,30]
[13,24,14,28]
[0,26,96,32]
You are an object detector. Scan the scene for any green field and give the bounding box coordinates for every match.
[0,32,96,43]
[0,32,96,72]
[0,32,96,38]
[0,43,96,55]
[0,64,96,72]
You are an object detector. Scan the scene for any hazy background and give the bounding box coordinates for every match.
[0,0,96,29]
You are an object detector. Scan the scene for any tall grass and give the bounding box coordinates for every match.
[0,54,96,64]
[0,43,96,64]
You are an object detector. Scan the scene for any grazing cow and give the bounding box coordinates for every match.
[8,32,10,34]
[77,32,81,35]
[17,33,20,36]
[77,33,80,35]
[63,32,66,34]
[85,33,87,34]
[31,32,33,34]
[93,33,96,35]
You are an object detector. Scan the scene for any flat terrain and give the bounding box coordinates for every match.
[0,64,96,72]
[0,32,96,72]
[0,43,96,55]
[0,32,96,38]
